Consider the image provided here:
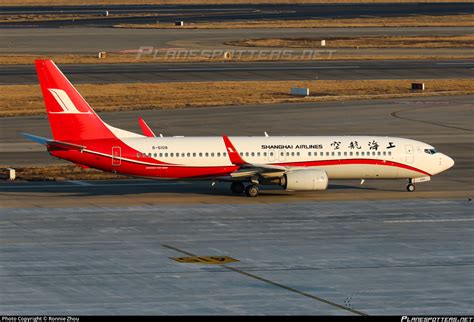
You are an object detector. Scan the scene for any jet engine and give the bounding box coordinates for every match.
[280,169,328,191]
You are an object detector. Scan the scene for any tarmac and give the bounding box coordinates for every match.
[0,200,472,314]
[1,60,473,85]
[0,94,472,315]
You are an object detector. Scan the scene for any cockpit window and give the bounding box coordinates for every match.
[424,148,438,155]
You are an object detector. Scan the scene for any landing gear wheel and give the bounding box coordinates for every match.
[245,184,260,197]
[406,183,416,192]
[230,182,245,194]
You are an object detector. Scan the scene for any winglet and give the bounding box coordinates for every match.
[138,118,157,137]
[222,135,246,166]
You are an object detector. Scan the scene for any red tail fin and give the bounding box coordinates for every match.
[35,60,115,141]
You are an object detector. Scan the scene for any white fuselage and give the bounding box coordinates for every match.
[115,135,454,180]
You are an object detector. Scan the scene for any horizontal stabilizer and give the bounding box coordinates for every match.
[22,133,86,151]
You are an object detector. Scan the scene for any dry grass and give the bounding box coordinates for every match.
[228,35,474,48]
[2,0,471,5]
[115,14,474,29]
[1,79,473,117]
[0,165,122,181]
[0,13,165,23]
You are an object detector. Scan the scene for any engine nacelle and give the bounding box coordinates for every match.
[281,169,328,191]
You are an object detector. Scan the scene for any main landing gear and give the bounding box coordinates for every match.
[245,184,260,197]
[230,181,245,194]
[406,179,416,192]
[230,182,260,197]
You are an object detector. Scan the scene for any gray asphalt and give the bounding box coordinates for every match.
[0,200,472,314]
[2,26,473,54]
[2,3,472,27]
[2,60,473,84]
[0,95,472,314]
[1,95,472,201]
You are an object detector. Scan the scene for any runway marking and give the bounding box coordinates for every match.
[172,256,239,265]
[162,244,367,316]
[435,62,474,66]
[65,180,93,186]
[391,107,473,132]
[385,218,474,224]
[168,66,360,72]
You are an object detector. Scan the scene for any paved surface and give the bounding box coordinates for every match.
[0,95,472,203]
[2,26,473,54]
[0,200,472,314]
[1,60,473,84]
[2,3,473,27]
[0,95,472,314]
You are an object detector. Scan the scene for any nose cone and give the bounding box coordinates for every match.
[441,154,455,172]
[445,155,455,170]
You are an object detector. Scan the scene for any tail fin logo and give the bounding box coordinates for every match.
[47,88,91,114]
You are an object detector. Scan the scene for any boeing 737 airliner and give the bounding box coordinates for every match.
[23,60,454,197]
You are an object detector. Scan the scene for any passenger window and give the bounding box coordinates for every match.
[165,153,168,157]
[257,152,260,157]
[263,152,267,157]
[245,152,249,157]
[372,151,376,156]
[361,152,364,156]
[325,152,329,156]
[217,152,221,157]
[331,152,334,156]
[383,151,386,156]
[199,153,202,157]
[350,152,353,156]
[205,153,209,157]
[287,152,290,156]
[308,152,312,156]
[388,151,392,156]
[176,153,179,158]
[320,152,324,157]
[270,152,273,156]
[344,152,347,156]
[210,152,214,157]
[187,153,191,157]
[251,152,255,157]
[159,153,163,157]
[223,152,227,157]
[281,152,284,156]
[356,152,359,156]
[193,153,196,157]
[240,152,243,156]
[154,153,157,157]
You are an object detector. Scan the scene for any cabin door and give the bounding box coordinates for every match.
[112,146,121,166]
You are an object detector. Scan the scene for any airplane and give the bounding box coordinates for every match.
[23,60,455,197]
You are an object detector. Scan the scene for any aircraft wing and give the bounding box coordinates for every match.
[223,135,289,179]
